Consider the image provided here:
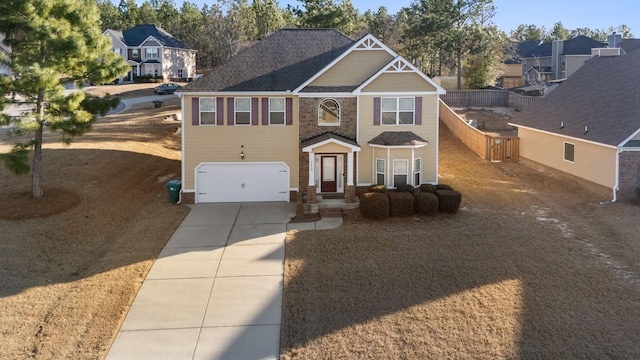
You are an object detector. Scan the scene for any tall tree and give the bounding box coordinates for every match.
[406,0,494,89]
[546,22,571,41]
[509,24,545,41]
[0,0,129,198]
[292,0,362,35]
[251,0,286,40]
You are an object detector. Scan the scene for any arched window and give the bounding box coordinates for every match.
[318,99,340,126]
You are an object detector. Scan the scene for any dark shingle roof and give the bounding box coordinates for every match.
[180,29,355,92]
[510,53,640,147]
[122,24,191,49]
[523,36,605,57]
[621,39,640,55]
[368,132,427,146]
[516,40,542,58]
[301,132,359,148]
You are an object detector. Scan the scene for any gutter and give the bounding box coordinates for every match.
[601,147,622,205]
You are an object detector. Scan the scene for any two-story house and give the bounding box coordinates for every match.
[521,36,605,82]
[176,29,445,208]
[104,24,196,82]
[0,33,11,77]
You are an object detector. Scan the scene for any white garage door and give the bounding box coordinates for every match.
[196,162,290,203]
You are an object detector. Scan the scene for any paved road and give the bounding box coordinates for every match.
[1,92,177,139]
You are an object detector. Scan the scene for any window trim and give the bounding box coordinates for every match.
[234,97,252,126]
[199,97,216,126]
[563,141,575,163]
[393,159,409,187]
[318,98,340,126]
[381,97,415,126]
[144,47,159,59]
[269,97,286,126]
[414,158,421,185]
[376,158,385,185]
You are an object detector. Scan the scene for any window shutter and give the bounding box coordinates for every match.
[251,98,259,126]
[227,97,234,126]
[414,97,422,125]
[373,97,381,126]
[286,98,293,125]
[216,98,224,125]
[192,97,199,126]
[262,98,269,125]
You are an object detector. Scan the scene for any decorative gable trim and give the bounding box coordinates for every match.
[354,56,446,95]
[302,137,361,153]
[140,35,163,48]
[293,34,397,93]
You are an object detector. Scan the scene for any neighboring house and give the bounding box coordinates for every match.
[497,39,540,88]
[0,33,11,77]
[509,51,640,202]
[104,24,196,82]
[177,29,445,205]
[521,36,605,81]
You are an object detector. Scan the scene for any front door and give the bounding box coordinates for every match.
[321,156,337,192]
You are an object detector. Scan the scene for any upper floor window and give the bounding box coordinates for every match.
[382,97,414,125]
[132,49,139,58]
[269,98,285,125]
[113,48,121,55]
[178,69,184,78]
[235,98,251,125]
[318,99,340,126]
[145,47,159,59]
[199,97,216,125]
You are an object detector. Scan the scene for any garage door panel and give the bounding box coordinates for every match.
[196,162,289,203]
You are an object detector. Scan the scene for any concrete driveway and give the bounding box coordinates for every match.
[106,202,297,360]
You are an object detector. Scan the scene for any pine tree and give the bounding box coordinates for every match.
[0,0,129,198]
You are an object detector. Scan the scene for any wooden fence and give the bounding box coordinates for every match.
[439,99,519,162]
[440,90,539,111]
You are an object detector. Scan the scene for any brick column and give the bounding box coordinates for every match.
[306,185,317,204]
[345,185,356,203]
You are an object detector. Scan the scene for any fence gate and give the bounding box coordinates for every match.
[488,137,519,162]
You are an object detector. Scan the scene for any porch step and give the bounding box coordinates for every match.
[320,207,343,218]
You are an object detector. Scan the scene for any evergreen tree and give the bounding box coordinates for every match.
[0,0,129,198]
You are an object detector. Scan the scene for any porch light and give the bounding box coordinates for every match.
[241,145,245,160]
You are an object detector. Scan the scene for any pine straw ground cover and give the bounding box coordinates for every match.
[0,86,189,359]
[281,124,640,359]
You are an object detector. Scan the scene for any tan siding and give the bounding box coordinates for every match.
[358,94,439,185]
[162,47,196,79]
[309,50,394,87]
[519,128,617,188]
[183,96,299,190]
[564,55,591,79]
[363,73,437,92]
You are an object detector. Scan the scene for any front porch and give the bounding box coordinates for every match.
[301,132,361,210]
[301,192,360,214]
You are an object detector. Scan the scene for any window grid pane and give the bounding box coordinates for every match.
[399,112,414,125]
[200,98,216,112]
[393,160,408,174]
[236,98,251,111]
[270,112,284,125]
[381,98,397,111]
[270,98,285,111]
[399,98,414,110]
[200,112,215,124]
[319,99,340,125]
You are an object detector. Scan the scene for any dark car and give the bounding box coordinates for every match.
[154,83,181,95]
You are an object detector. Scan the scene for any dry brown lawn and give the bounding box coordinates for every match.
[0,85,189,359]
[281,124,640,359]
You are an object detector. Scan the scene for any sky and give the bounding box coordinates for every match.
[125,0,640,35]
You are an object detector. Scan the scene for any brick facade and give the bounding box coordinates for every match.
[299,97,358,196]
[618,151,640,201]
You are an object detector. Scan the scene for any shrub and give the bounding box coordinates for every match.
[388,192,415,217]
[436,184,454,191]
[369,184,387,194]
[360,192,390,220]
[436,190,462,213]
[395,184,416,194]
[419,184,437,194]
[415,192,439,216]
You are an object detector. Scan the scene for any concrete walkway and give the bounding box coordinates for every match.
[106,202,341,360]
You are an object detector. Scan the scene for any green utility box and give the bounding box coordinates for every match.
[153,100,163,108]
[166,180,181,204]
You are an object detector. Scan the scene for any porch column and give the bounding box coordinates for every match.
[345,151,356,203]
[347,151,354,186]
[308,153,315,186]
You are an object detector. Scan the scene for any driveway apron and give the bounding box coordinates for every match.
[106,202,296,360]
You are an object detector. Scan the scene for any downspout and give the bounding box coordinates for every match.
[602,147,622,204]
